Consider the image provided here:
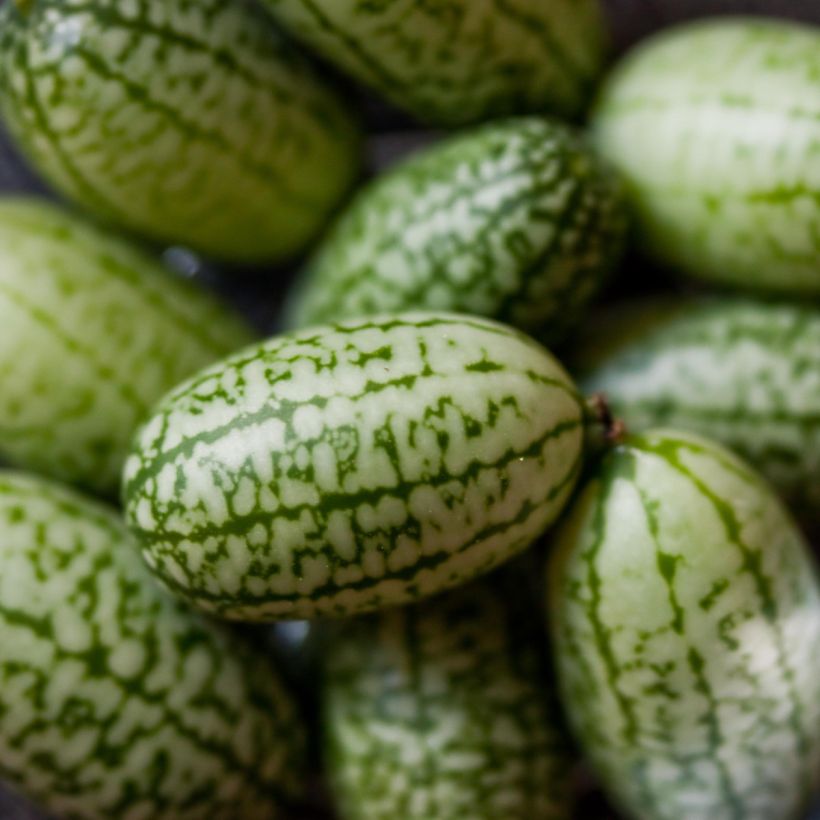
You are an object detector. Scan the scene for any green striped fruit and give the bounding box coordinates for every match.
[0,198,254,496]
[261,0,607,127]
[123,312,587,621]
[0,470,306,818]
[575,297,820,521]
[287,118,628,346]
[323,569,574,819]
[548,429,820,820]
[0,0,361,263]
[591,19,820,293]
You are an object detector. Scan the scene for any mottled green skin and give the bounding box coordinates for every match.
[0,471,306,819]
[262,0,607,126]
[548,430,820,820]
[0,0,361,263]
[0,198,254,496]
[287,118,628,346]
[323,571,573,819]
[123,312,586,621]
[576,297,820,521]
[591,19,820,293]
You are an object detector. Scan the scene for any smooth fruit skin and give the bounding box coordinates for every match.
[123,312,586,621]
[0,471,306,819]
[548,429,820,820]
[591,18,820,293]
[262,0,607,126]
[323,571,574,820]
[0,0,361,263]
[575,297,820,522]
[287,118,628,346]
[0,198,254,496]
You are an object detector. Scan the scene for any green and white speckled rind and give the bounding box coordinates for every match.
[0,471,306,819]
[323,572,574,820]
[548,429,820,820]
[122,312,586,621]
[591,18,820,293]
[0,0,361,263]
[0,198,254,496]
[576,298,820,521]
[287,118,628,345]
[262,0,607,126]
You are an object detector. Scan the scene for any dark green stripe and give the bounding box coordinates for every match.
[0,280,148,415]
[13,38,134,223]
[636,436,810,766]
[296,0,430,107]
[135,415,582,548]
[61,46,322,211]
[577,455,642,746]
[0,210,249,356]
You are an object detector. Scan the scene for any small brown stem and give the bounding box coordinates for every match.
[585,393,627,450]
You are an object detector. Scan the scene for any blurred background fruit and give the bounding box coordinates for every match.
[2,0,820,817]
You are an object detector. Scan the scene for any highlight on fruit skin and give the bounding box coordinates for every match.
[0,0,362,263]
[591,17,820,293]
[548,428,820,820]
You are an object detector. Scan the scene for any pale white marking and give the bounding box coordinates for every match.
[326,510,357,561]
[109,639,146,679]
[52,605,92,653]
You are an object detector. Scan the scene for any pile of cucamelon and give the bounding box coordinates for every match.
[0,0,818,817]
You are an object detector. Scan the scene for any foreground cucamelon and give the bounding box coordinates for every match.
[123,312,587,621]
[0,471,306,818]
[575,297,820,522]
[262,0,607,126]
[549,429,820,820]
[591,18,820,293]
[0,0,361,263]
[0,198,254,496]
[287,118,628,345]
[323,570,574,820]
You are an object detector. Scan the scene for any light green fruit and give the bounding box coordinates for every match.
[0,198,254,496]
[575,297,820,522]
[549,429,820,820]
[262,0,607,126]
[0,470,306,819]
[123,312,587,621]
[592,18,820,292]
[0,0,361,262]
[287,118,628,346]
[323,570,574,819]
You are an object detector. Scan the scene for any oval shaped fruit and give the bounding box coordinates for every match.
[0,198,254,496]
[591,18,820,293]
[323,570,574,819]
[262,0,607,126]
[287,118,628,345]
[575,297,820,522]
[548,429,820,820]
[0,470,306,818]
[123,312,587,621]
[0,0,361,263]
